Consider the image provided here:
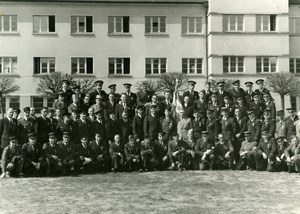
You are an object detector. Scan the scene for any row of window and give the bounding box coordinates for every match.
[0,57,203,75]
[0,15,202,35]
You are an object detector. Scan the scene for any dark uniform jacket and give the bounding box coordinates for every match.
[245,90,255,105]
[91,119,107,140]
[22,143,40,163]
[105,118,121,142]
[249,101,265,120]
[233,116,247,140]
[195,137,214,157]
[229,88,246,104]
[137,91,151,106]
[119,118,132,144]
[75,143,92,161]
[216,90,231,105]
[42,142,59,159]
[264,101,276,120]
[1,145,23,170]
[76,119,92,140]
[183,90,199,102]
[143,114,160,140]
[124,142,140,160]
[89,140,109,161]
[247,118,261,143]
[109,141,123,157]
[206,118,219,142]
[125,92,137,111]
[168,140,187,160]
[220,117,236,141]
[115,102,133,121]
[132,115,144,140]
[57,141,75,162]
[0,117,18,149]
[256,138,277,158]
[261,119,276,137]
[192,118,206,139]
[18,117,35,145]
[153,140,168,161]
[36,116,51,147]
[215,140,234,157]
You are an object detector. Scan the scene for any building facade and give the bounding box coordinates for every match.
[0,0,299,113]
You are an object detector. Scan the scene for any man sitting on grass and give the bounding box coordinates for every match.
[168,133,187,171]
[124,135,140,172]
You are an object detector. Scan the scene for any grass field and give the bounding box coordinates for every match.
[0,171,299,214]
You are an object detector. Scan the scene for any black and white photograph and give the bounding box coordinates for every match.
[0,0,300,213]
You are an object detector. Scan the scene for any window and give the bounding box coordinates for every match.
[33,15,55,33]
[182,58,202,74]
[145,16,166,34]
[256,15,276,32]
[71,16,93,33]
[71,58,93,74]
[223,56,244,73]
[0,15,17,32]
[290,58,300,73]
[182,17,202,34]
[256,57,277,73]
[0,57,17,74]
[145,58,167,75]
[108,58,130,75]
[47,97,55,108]
[9,97,20,109]
[31,97,44,113]
[291,96,297,111]
[223,15,243,32]
[33,57,55,74]
[290,17,300,34]
[108,16,130,34]
[1,97,6,114]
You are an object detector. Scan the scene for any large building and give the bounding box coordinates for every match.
[0,0,299,113]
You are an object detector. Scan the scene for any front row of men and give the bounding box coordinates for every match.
[2,128,300,178]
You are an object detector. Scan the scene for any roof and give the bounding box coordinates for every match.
[0,0,206,4]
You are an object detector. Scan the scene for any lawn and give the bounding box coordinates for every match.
[0,171,299,214]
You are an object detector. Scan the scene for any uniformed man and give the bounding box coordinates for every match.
[72,85,85,104]
[90,80,108,105]
[123,83,137,112]
[244,81,254,105]
[76,110,92,142]
[204,81,213,103]
[185,129,198,170]
[105,110,121,142]
[115,93,132,120]
[194,90,207,113]
[145,94,163,118]
[182,95,195,119]
[168,133,188,171]
[0,136,24,178]
[109,134,124,173]
[183,80,199,102]
[261,109,276,137]
[89,133,109,172]
[253,131,277,171]
[0,108,18,152]
[56,132,76,176]
[153,132,169,170]
[272,136,288,172]
[107,93,118,117]
[56,112,73,141]
[220,107,236,142]
[136,83,151,107]
[75,136,93,174]
[119,110,132,147]
[229,80,245,104]
[254,79,270,103]
[108,84,121,102]
[235,96,248,118]
[52,92,68,116]
[92,110,107,141]
[246,110,261,144]
[68,94,81,114]
[275,110,287,139]
[22,133,44,176]
[233,108,247,162]
[263,93,276,120]
[42,132,60,176]
[195,131,215,170]
[160,106,176,141]
[48,108,59,134]
[222,95,235,118]
[249,93,265,120]
[18,107,35,145]
[238,131,256,170]
[161,89,175,117]
[214,133,234,170]
[36,107,51,151]
[284,135,300,173]
[285,108,298,142]
[191,110,206,140]
[208,93,221,119]
[124,135,140,172]
[61,79,73,105]
[91,95,106,116]
[215,81,231,106]
[140,138,157,172]
[132,105,145,141]
[206,109,219,143]
[144,104,160,141]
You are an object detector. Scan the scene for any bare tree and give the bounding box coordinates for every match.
[158,72,188,95]
[265,72,300,111]
[209,78,239,92]
[36,72,73,98]
[135,79,161,97]
[0,78,20,117]
[73,78,95,95]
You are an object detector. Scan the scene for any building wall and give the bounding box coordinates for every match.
[0,2,207,109]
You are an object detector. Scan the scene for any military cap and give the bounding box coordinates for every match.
[48,132,55,138]
[223,95,230,100]
[72,85,80,90]
[255,79,264,84]
[62,80,70,85]
[108,84,116,89]
[95,80,104,85]
[63,132,70,137]
[211,93,217,98]
[276,110,284,115]
[80,110,88,115]
[96,95,102,99]
[202,131,209,135]
[245,81,253,86]
[264,108,271,113]
[261,131,269,136]
[158,132,165,136]
[13,108,20,113]
[71,108,80,114]
[217,81,225,86]
[193,109,200,114]
[58,91,66,96]
[244,131,250,136]
[128,135,135,141]
[23,107,30,112]
[9,136,17,142]
[286,108,295,112]
[28,133,36,139]
[199,89,206,94]
[247,110,255,115]
[188,80,196,85]
[237,96,244,100]
[275,136,285,141]
[81,135,88,139]
[164,89,171,93]
[253,92,259,98]
[123,83,132,87]
[109,110,115,115]
[165,106,172,111]
[172,133,179,137]
[263,93,270,97]
[232,80,240,85]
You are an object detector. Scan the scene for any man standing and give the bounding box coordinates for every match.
[124,135,140,172]
[176,109,192,141]
[108,84,121,102]
[216,81,231,106]
[90,80,108,105]
[0,108,18,151]
[247,110,261,144]
[52,92,68,116]
[144,105,160,141]
[275,110,287,139]
[229,80,245,104]
[132,105,144,141]
[90,133,109,172]
[137,83,151,107]
[183,81,199,102]
[244,81,254,105]
[263,93,276,120]
[123,83,137,112]
[18,107,35,146]
[285,108,298,142]
[105,110,121,142]
[36,107,51,151]
[254,79,270,103]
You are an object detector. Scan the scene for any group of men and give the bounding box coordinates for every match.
[1,78,300,178]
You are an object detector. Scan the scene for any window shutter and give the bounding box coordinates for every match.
[87,58,93,74]
[270,15,276,31]
[223,15,228,32]
[123,16,129,33]
[108,17,114,33]
[256,15,261,32]
[145,17,151,33]
[124,58,130,74]
[49,16,55,32]
[86,16,93,32]
[182,17,187,34]
[34,58,40,74]
[11,15,17,31]
[71,16,77,33]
